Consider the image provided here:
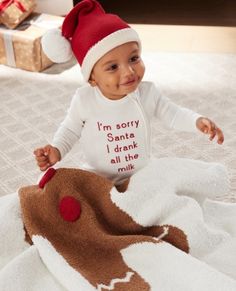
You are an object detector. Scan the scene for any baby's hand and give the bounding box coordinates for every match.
[196,117,224,144]
[33,145,61,171]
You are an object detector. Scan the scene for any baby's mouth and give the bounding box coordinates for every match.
[120,77,136,86]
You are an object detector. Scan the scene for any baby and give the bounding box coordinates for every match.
[34,0,224,186]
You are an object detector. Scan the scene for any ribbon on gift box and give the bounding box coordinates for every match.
[0,0,26,13]
[1,14,63,68]
[3,29,16,66]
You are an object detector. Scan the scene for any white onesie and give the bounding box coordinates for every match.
[52,81,200,184]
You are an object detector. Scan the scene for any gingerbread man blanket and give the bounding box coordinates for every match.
[0,158,236,291]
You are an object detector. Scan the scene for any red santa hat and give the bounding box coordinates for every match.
[41,0,141,81]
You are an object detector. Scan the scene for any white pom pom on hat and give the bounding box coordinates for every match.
[41,28,73,63]
[41,0,141,81]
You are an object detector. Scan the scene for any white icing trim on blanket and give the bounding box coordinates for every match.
[153,226,169,241]
[32,235,95,291]
[96,271,134,290]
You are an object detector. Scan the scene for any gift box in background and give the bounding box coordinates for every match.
[0,0,37,29]
[35,0,73,16]
[0,13,64,71]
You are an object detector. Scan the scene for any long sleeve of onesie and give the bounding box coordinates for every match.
[52,91,84,159]
[155,95,201,132]
[140,82,201,132]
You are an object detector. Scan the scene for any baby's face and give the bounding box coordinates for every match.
[89,42,145,100]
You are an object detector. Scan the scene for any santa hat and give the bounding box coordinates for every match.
[41,0,141,81]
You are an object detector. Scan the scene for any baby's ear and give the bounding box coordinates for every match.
[88,79,97,87]
[88,72,97,87]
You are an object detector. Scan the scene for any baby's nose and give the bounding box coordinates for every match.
[123,64,135,76]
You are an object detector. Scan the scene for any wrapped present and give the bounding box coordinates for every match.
[0,13,64,72]
[0,0,37,29]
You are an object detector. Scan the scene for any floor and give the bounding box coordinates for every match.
[133,24,236,54]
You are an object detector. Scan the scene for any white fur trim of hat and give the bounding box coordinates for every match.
[41,28,73,64]
[81,28,141,81]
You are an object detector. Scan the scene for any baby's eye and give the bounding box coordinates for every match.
[130,55,140,63]
[107,64,118,71]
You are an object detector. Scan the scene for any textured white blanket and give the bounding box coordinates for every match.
[0,158,236,291]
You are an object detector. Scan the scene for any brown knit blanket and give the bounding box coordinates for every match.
[20,167,188,290]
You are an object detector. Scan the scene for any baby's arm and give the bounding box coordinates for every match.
[34,91,84,171]
[34,145,61,171]
[34,126,81,171]
[151,84,224,143]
